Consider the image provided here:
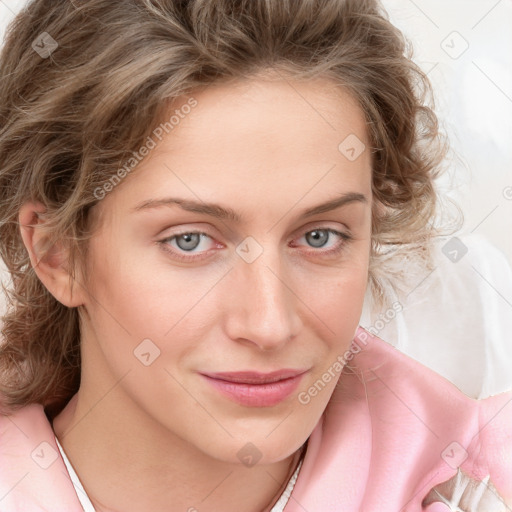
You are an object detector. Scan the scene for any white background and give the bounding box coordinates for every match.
[384,0,512,264]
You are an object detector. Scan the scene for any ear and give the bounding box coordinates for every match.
[18,200,85,308]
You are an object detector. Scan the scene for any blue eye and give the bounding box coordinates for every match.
[296,228,350,253]
[159,231,217,260]
[158,227,351,262]
[173,232,203,251]
[305,229,333,248]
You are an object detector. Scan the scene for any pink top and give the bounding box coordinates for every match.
[1,327,511,511]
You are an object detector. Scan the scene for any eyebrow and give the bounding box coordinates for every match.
[130,192,367,222]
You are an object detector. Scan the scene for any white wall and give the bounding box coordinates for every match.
[385,0,512,264]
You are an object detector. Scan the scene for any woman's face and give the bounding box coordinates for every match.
[79,76,372,465]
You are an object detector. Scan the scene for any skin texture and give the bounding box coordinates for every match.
[19,76,373,512]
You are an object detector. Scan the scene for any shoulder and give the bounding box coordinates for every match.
[290,328,512,511]
[0,401,82,511]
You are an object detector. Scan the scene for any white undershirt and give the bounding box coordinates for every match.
[55,436,95,512]
[55,436,302,512]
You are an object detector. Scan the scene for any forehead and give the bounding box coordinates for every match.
[95,76,372,224]
[165,76,369,159]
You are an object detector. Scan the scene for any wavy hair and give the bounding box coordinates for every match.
[0,0,449,418]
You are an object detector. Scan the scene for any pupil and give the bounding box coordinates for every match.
[307,230,328,248]
[177,233,200,251]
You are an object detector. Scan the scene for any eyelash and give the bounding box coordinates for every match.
[158,227,352,262]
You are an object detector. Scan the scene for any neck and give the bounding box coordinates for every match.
[52,388,305,512]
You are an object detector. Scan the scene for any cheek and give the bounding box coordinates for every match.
[81,238,165,356]
[83,244,220,370]
[299,256,369,337]
[319,276,367,360]
[293,266,368,412]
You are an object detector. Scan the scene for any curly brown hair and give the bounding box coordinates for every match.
[0,0,448,419]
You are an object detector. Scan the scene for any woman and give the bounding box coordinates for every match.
[0,0,510,510]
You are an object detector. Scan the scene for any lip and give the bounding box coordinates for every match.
[200,369,308,407]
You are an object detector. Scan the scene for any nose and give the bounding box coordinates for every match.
[223,248,302,351]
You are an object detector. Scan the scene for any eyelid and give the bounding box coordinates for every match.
[290,227,351,252]
[290,220,350,240]
[162,230,221,250]
[158,224,352,262]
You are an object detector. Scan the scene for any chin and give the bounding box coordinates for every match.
[193,428,306,467]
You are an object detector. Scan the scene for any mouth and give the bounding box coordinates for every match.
[199,369,309,407]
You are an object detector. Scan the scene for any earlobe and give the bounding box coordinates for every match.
[18,200,85,308]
